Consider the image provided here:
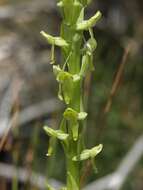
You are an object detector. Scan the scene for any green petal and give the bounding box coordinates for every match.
[57,71,72,82]
[73,144,103,161]
[53,65,61,77]
[44,126,69,140]
[78,112,87,120]
[63,108,78,121]
[86,38,97,54]
[80,54,90,77]
[90,144,103,158]
[46,137,56,156]
[76,11,102,30]
[40,31,69,47]
[72,149,90,161]
[72,121,79,141]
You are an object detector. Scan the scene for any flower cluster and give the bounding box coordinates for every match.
[41,0,102,189]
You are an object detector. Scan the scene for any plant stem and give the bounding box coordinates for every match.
[60,3,83,189]
[41,1,102,189]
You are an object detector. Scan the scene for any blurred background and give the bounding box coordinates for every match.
[0,0,143,189]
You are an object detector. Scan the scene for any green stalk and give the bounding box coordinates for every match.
[60,6,82,189]
[41,1,103,190]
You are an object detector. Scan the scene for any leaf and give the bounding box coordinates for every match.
[40,31,69,47]
[44,126,69,141]
[76,11,102,31]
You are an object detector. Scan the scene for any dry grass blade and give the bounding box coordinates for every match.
[0,79,22,151]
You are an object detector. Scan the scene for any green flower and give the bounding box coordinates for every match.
[40,31,69,47]
[63,108,87,140]
[44,126,69,141]
[76,11,102,31]
[72,144,103,161]
[53,65,80,104]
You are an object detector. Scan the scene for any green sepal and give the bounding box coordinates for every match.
[63,108,87,141]
[63,108,78,140]
[40,31,69,47]
[46,137,56,156]
[72,144,103,161]
[63,108,87,121]
[72,149,90,161]
[73,74,81,82]
[62,80,72,104]
[80,54,90,77]
[67,172,79,190]
[71,120,79,141]
[58,84,64,101]
[44,126,69,141]
[77,7,84,24]
[76,11,102,31]
[53,65,80,82]
[53,65,73,104]
[63,108,78,121]
[59,118,67,131]
[78,111,87,120]
[53,65,61,76]
[80,37,97,76]
[86,38,97,55]
[53,65,72,82]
